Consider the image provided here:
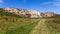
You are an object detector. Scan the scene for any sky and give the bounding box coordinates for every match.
[0,0,60,14]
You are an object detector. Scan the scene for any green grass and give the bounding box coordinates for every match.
[0,9,60,34]
[0,18,40,34]
[0,9,40,34]
[45,18,60,34]
[0,9,23,18]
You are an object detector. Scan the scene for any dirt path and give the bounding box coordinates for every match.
[29,19,49,34]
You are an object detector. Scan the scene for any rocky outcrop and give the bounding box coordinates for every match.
[40,12,55,17]
[3,8,41,18]
[2,8,56,18]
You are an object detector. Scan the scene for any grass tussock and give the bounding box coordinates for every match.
[0,9,40,34]
[45,18,60,34]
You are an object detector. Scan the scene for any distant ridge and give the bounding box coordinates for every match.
[0,8,59,18]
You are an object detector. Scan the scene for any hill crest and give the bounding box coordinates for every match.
[0,8,59,18]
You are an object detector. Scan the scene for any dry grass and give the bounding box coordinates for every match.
[45,18,60,34]
[0,16,40,34]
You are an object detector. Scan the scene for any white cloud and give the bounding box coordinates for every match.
[53,0,60,6]
[52,0,60,6]
[53,3,60,6]
[0,0,3,3]
[54,0,60,1]
[40,2,53,5]
[40,1,60,7]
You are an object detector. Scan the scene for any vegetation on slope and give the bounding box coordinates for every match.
[0,8,23,18]
[0,9,40,34]
[46,17,60,34]
[0,8,60,34]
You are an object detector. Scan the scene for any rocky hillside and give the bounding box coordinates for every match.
[0,8,40,34]
[0,8,58,18]
[0,8,60,34]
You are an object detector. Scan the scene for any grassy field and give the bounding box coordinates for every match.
[0,9,40,34]
[0,9,60,34]
[0,16,40,34]
[45,17,60,34]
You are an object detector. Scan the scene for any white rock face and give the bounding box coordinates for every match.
[3,8,55,18]
[29,10,38,18]
[40,12,55,17]
[4,8,18,13]
[4,8,41,18]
